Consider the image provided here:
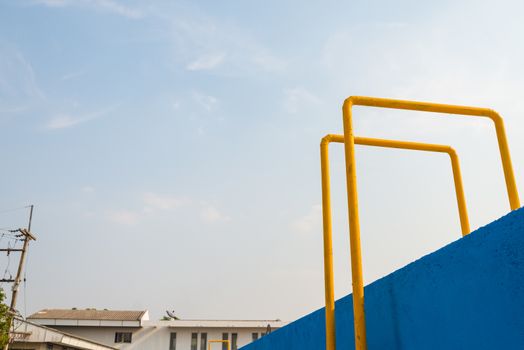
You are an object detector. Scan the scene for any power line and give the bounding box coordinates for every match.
[0,206,32,215]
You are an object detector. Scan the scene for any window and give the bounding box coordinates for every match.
[232,333,238,350]
[191,333,198,350]
[114,332,132,343]
[169,332,177,350]
[200,333,207,350]
[252,333,259,341]
[222,333,229,350]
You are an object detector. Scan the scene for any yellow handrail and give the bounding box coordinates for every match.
[208,339,231,350]
[341,96,520,350]
[320,134,471,350]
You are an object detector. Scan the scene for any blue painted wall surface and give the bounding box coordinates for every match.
[242,208,524,349]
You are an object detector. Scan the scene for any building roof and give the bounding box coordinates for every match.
[28,309,147,322]
[152,319,288,328]
[12,318,117,350]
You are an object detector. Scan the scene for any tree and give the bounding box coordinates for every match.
[0,289,11,347]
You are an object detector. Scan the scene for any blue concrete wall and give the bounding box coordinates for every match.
[242,208,524,349]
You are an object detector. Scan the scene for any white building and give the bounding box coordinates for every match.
[27,309,286,350]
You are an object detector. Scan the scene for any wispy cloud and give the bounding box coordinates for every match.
[163,8,286,75]
[143,192,184,212]
[172,100,181,110]
[33,0,68,6]
[0,106,30,114]
[61,70,84,81]
[291,205,321,233]
[0,45,45,105]
[46,115,85,129]
[81,186,95,193]
[40,2,285,74]
[186,52,226,71]
[283,87,321,114]
[108,210,140,225]
[93,0,142,18]
[45,105,116,130]
[251,50,286,72]
[107,192,187,225]
[34,0,143,19]
[193,92,219,112]
[200,205,231,223]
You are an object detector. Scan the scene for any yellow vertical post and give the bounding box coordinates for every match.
[341,99,367,350]
[448,149,470,236]
[321,136,336,350]
[489,111,521,210]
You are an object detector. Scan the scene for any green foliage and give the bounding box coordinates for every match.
[0,288,11,347]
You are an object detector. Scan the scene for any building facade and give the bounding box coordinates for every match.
[27,309,286,350]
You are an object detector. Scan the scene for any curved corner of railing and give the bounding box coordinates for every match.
[484,108,504,124]
[321,134,345,147]
[321,134,334,147]
[444,146,458,159]
[343,96,358,110]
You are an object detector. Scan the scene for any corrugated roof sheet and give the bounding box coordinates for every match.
[28,309,147,321]
[13,318,118,350]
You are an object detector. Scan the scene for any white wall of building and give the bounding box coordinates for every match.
[51,326,139,348]
[47,320,284,350]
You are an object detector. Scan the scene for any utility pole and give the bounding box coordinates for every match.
[27,205,33,232]
[8,228,35,317]
[3,205,36,350]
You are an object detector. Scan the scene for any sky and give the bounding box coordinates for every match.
[1,0,524,322]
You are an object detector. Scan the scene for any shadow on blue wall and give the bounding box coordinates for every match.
[242,208,524,349]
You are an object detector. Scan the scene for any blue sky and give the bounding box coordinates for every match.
[1,0,524,321]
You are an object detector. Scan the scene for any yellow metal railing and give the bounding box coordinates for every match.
[339,96,520,350]
[321,134,471,350]
[208,339,231,350]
